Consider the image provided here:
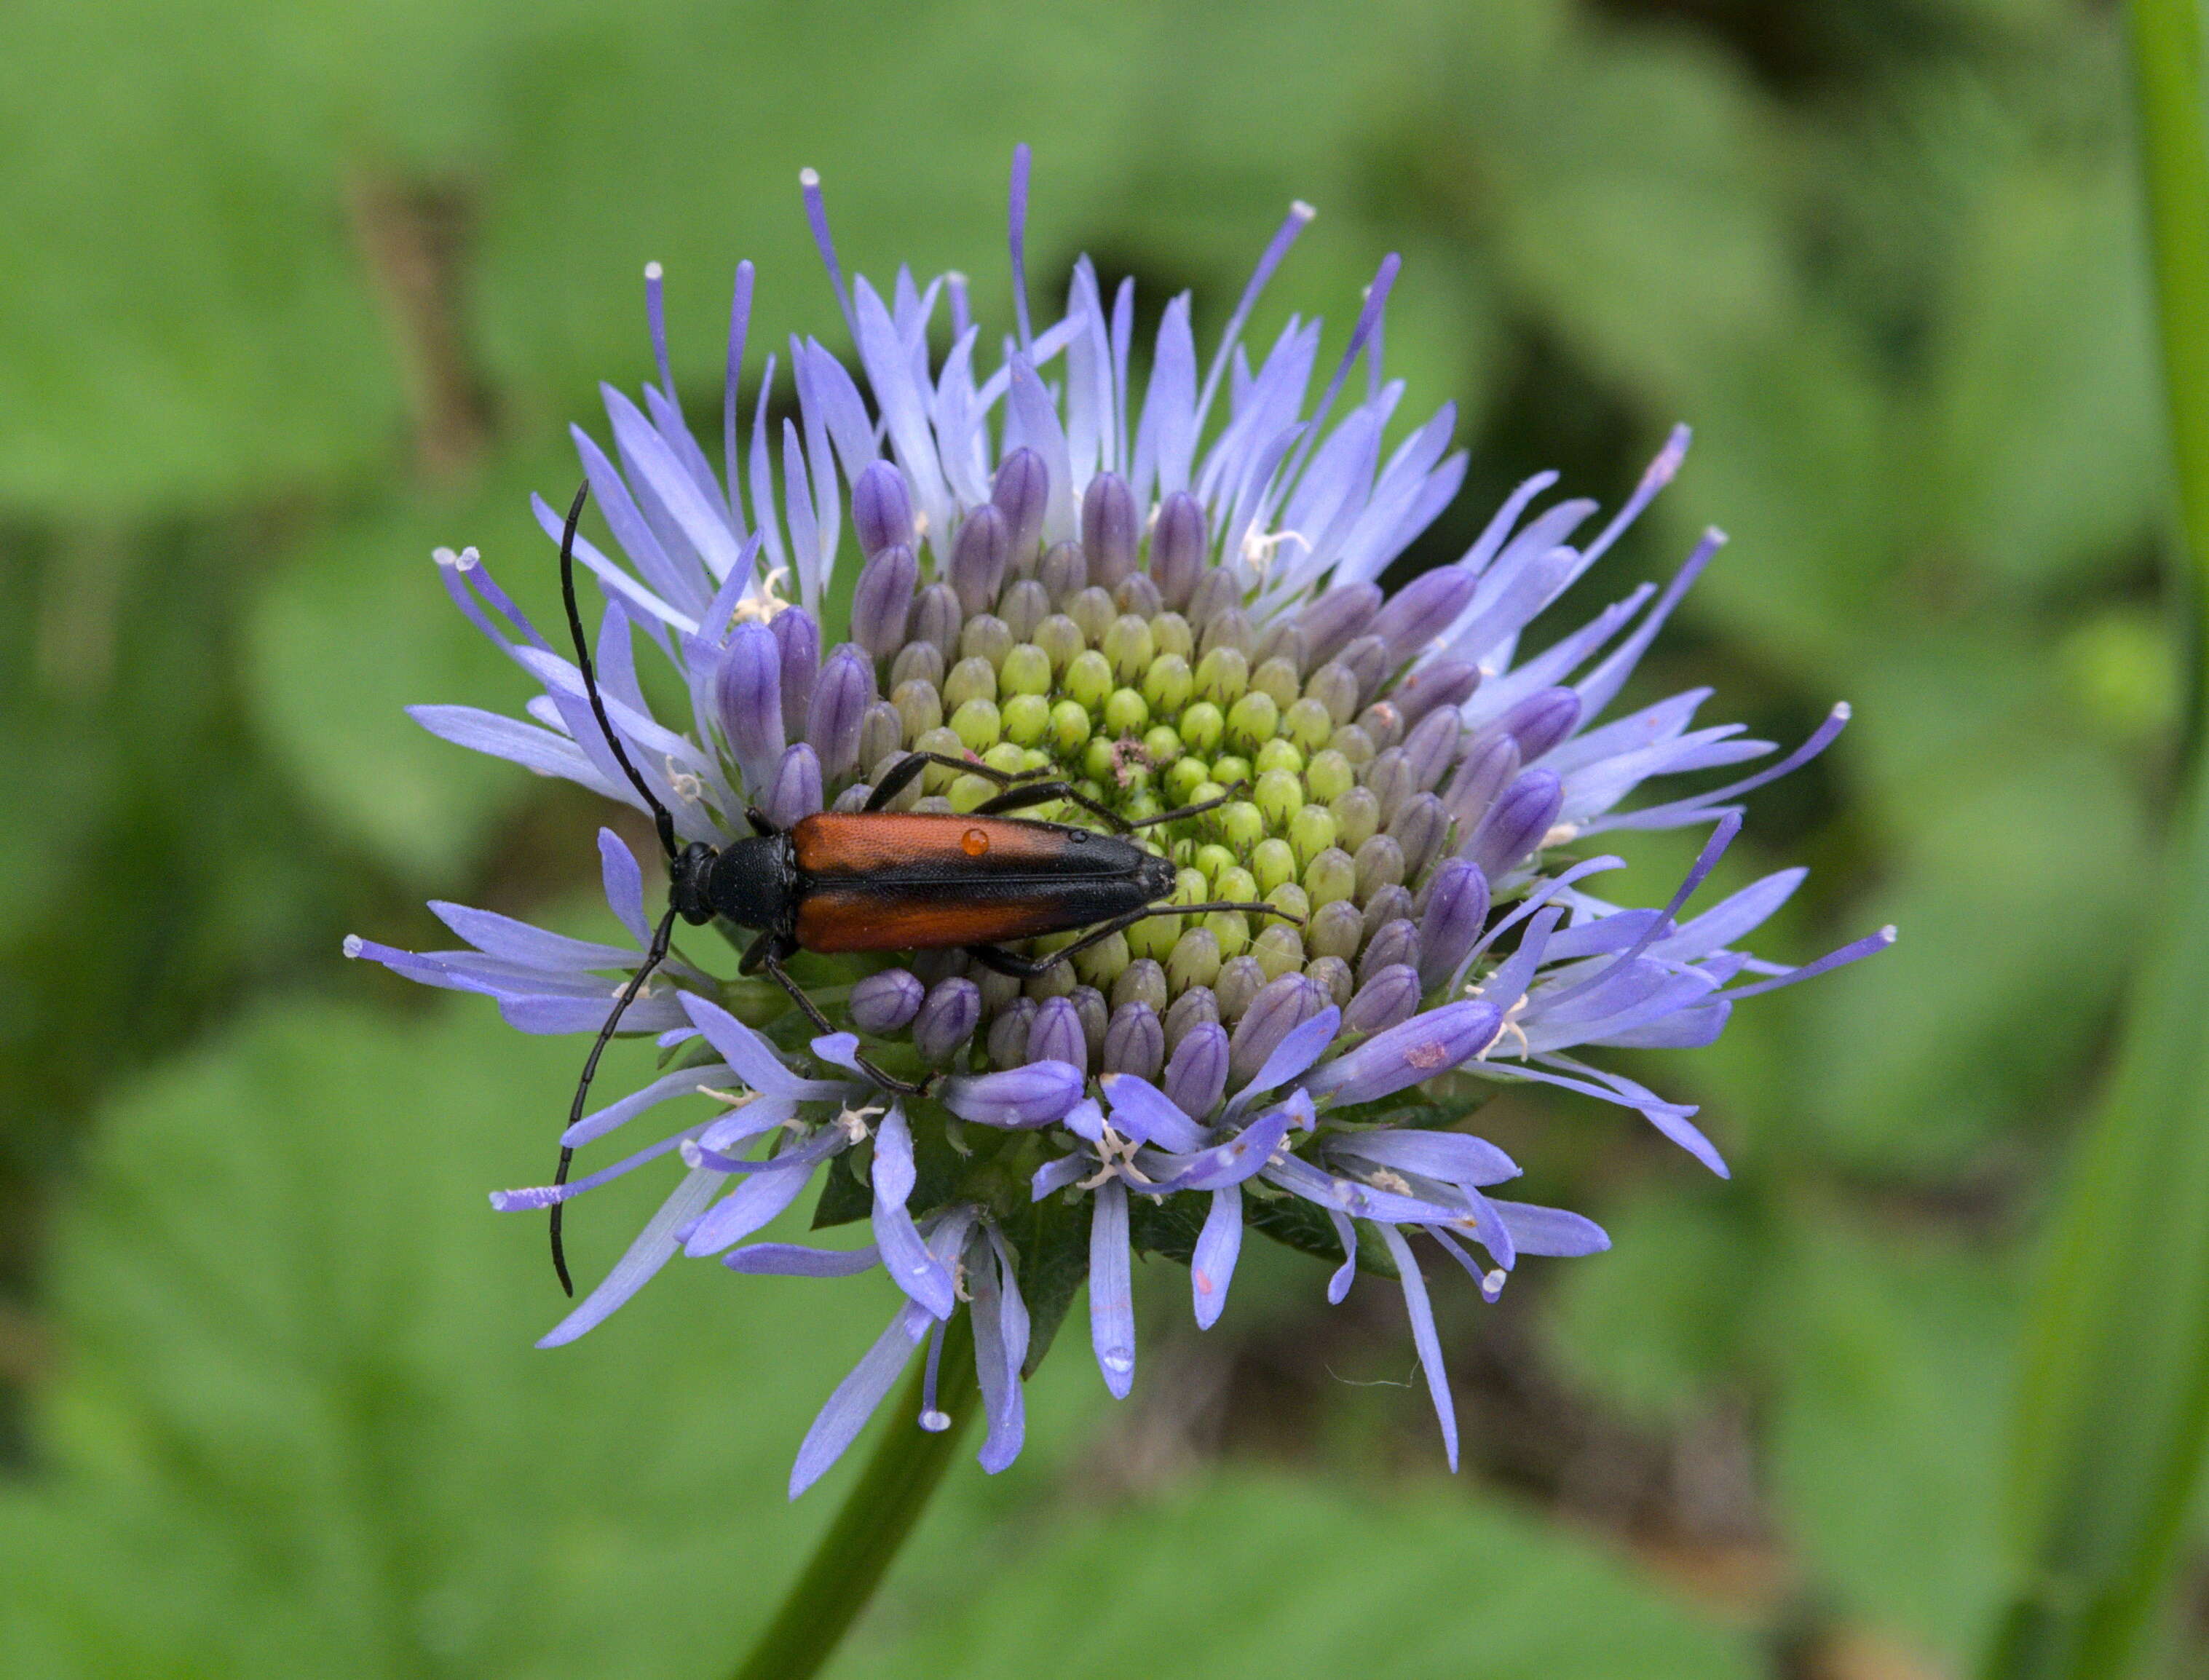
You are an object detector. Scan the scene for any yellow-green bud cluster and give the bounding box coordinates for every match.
[858,552,1463,1070]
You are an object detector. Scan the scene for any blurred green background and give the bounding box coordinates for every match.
[0,1,2187,1675]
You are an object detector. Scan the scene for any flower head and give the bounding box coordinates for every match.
[351,148,1889,1491]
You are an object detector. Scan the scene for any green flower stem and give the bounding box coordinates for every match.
[732,1310,979,1680]
[1980,4,2209,1675]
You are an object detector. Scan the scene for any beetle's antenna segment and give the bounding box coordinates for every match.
[558,480,680,863]
[550,903,681,1296]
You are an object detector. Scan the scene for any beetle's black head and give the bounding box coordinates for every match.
[667,841,720,924]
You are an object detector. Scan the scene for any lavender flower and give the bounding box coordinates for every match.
[352,148,1890,1487]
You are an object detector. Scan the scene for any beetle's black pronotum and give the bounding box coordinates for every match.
[550,483,1295,1293]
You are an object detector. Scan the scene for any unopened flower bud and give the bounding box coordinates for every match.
[1416,859,1488,991]
[1467,770,1563,881]
[765,742,823,829]
[1330,786,1380,852]
[1028,995,1086,1070]
[1369,563,1477,663]
[851,544,919,657]
[772,608,820,738]
[1082,472,1139,588]
[1362,883,1415,943]
[986,996,1036,1068]
[1337,634,1389,705]
[1496,686,1583,764]
[1364,748,1415,827]
[914,977,981,1064]
[850,460,915,558]
[1163,1021,1229,1118]
[1000,578,1049,641]
[856,703,905,780]
[913,582,963,657]
[1230,973,1326,1082]
[807,645,876,782]
[1185,566,1240,630]
[1149,491,1207,608]
[1102,1002,1165,1079]
[1163,985,1220,1052]
[992,448,1050,565]
[1354,834,1407,905]
[1394,659,1479,726]
[1389,792,1450,879]
[1296,583,1382,667]
[1305,954,1354,1008]
[1360,918,1421,982]
[941,1059,1084,1128]
[1343,964,1422,1034]
[717,621,783,793]
[1447,733,1520,830]
[1215,955,1265,1023]
[1358,700,1406,753]
[949,504,1010,617]
[850,968,924,1034]
[1402,708,1462,792]
[1115,572,1163,619]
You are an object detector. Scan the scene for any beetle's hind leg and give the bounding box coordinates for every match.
[862,750,1050,812]
[967,898,1304,980]
[746,932,933,1097]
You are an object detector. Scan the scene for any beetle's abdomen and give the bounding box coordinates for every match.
[791,812,1150,884]
[787,812,1168,954]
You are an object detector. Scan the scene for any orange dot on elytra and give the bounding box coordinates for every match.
[961,827,989,857]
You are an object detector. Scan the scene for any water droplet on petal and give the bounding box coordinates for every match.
[1099,1346,1134,1376]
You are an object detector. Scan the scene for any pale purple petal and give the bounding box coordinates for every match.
[1192,1186,1243,1330]
[1089,1178,1135,1397]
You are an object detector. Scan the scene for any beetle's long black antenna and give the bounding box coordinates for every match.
[550,903,681,1296]
[558,480,679,863]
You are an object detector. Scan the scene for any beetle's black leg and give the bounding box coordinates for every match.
[1123,785,1249,828]
[749,934,934,1097]
[747,807,780,836]
[863,750,1050,812]
[551,902,681,1296]
[967,898,1303,979]
[972,778,1132,831]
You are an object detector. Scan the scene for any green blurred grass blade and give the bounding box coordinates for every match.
[1983,2,2209,1673]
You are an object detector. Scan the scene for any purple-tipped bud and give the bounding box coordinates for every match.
[1229,974,1327,1084]
[1070,986,1109,1064]
[1295,583,1383,667]
[764,742,823,829]
[716,621,783,793]
[1081,472,1139,589]
[913,977,981,1065]
[1316,998,1500,1103]
[1037,539,1086,606]
[1416,859,1489,991]
[1215,956,1265,1023]
[772,608,820,738]
[1394,659,1480,726]
[1343,964,1422,1034]
[912,582,963,657]
[1028,995,1086,1071]
[1365,749,1415,827]
[992,448,1049,563]
[1496,686,1583,764]
[1338,634,1391,706]
[1362,883,1415,943]
[850,968,924,1034]
[1163,1021,1230,1119]
[1447,733,1521,830]
[987,998,1036,1069]
[852,460,916,558]
[1467,769,1564,881]
[1102,1002,1165,1080]
[1163,986,1220,1053]
[1359,919,1421,983]
[856,704,904,782]
[941,1060,1084,1128]
[1402,708,1463,793]
[1389,792,1450,880]
[851,544,919,657]
[1149,491,1207,608]
[807,644,876,782]
[949,503,1011,617]
[1370,565,1477,664]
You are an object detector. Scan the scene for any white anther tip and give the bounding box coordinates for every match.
[644,260,663,282]
[341,934,364,958]
[799,167,821,189]
[1290,200,1317,221]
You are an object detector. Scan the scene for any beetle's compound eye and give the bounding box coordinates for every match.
[961,826,990,857]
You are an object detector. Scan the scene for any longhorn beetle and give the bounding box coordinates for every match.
[550,483,1297,1292]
